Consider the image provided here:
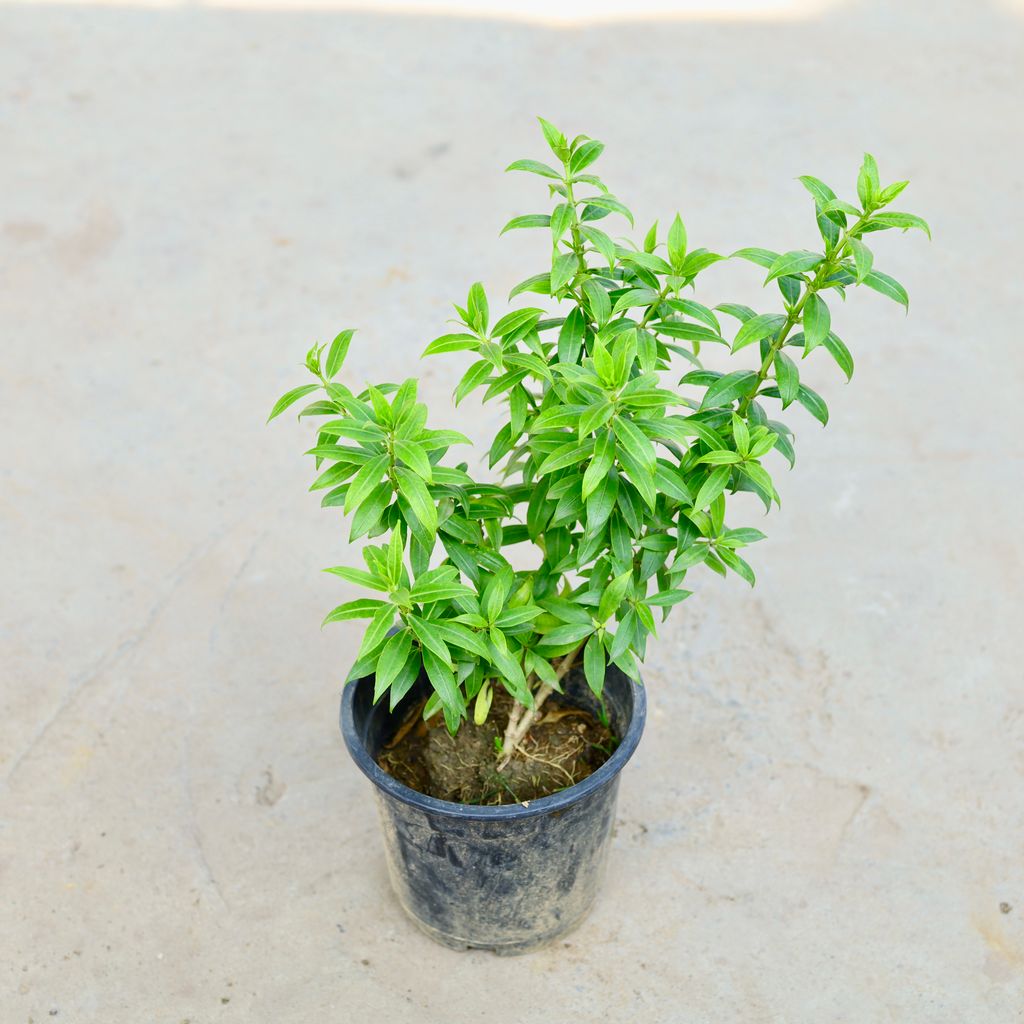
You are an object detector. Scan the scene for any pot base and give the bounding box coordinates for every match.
[396,892,597,956]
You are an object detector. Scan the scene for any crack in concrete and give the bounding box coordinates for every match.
[207,523,272,656]
[833,782,872,858]
[2,529,226,789]
[180,730,231,913]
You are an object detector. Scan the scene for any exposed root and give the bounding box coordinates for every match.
[377,681,613,805]
[496,644,583,771]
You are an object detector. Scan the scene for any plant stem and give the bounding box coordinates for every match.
[638,284,670,329]
[496,643,584,772]
[563,175,587,277]
[499,700,524,756]
[736,215,867,416]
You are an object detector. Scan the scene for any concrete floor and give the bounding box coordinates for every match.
[2,0,1023,1020]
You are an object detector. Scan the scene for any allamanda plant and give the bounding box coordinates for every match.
[270,118,929,769]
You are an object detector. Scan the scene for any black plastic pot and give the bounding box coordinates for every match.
[340,664,646,955]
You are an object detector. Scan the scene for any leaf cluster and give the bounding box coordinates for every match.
[271,119,929,734]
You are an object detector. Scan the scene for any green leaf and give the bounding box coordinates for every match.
[868,211,931,239]
[716,303,757,323]
[467,282,489,334]
[582,430,615,500]
[613,417,656,475]
[646,588,692,607]
[613,287,661,315]
[570,139,604,174]
[374,629,414,699]
[582,278,611,326]
[583,195,634,226]
[500,213,551,235]
[679,250,724,279]
[408,614,453,666]
[765,250,821,282]
[537,116,567,157]
[731,412,749,457]
[418,429,472,452]
[586,474,618,531]
[323,564,388,591]
[654,321,723,343]
[619,249,673,276]
[357,604,396,661]
[487,641,530,703]
[598,570,633,623]
[454,359,492,404]
[557,306,586,364]
[692,465,731,510]
[550,252,577,294]
[797,175,837,207]
[796,384,829,425]
[739,462,776,507]
[668,213,687,270]
[482,567,513,623]
[802,293,830,354]
[664,298,721,334]
[491,307,543,338]
[821,198,861,218]
[322,598,387,625]
[395,467,438,536]
[268,384,319,423]
[732,313,786,353]
[697,450,742,465]
[643,220,658,254]
[720,527,767,547]
[549,202,573,242]
[583,634,606,698]
[537,439,594,477]
[848,237,873,283]
[857,153,880,209]
[509,272,552,300]
[718,547,756,587]
[878,180,909,205]
[700,370,758,410]
[473,680,493,725]
[654,462,691,502]
[774,351,800,408]
[863,269,909,309]
[731,247,779,270]
[505,158,562,180]
[429,620,490,659]
[388,649,422,710]
[423,333,480,356]
[394,439,432,482]
[387,527,404,584]
[580,225,617,267]
[344,454,390,514]
[297,400,342,419]
[366,385,393,426]
[422,647,465,720]
[823,331,854,381]
[325,330,355,379]
[579,399,613,438]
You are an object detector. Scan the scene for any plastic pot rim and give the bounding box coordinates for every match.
[340,671,647,822]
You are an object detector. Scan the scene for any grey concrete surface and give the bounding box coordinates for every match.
[2,1,1022,1020]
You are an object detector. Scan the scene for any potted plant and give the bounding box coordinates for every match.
[269,119,929,954]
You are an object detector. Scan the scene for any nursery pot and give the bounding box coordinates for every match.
[340,664,646,955]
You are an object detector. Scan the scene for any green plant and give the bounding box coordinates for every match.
[270,119,929,770]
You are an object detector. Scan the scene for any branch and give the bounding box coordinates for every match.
[496,643,583,772]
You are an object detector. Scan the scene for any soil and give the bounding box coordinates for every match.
[377,672,617,805]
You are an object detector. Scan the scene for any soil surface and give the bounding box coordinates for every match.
[377,672,617,804]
